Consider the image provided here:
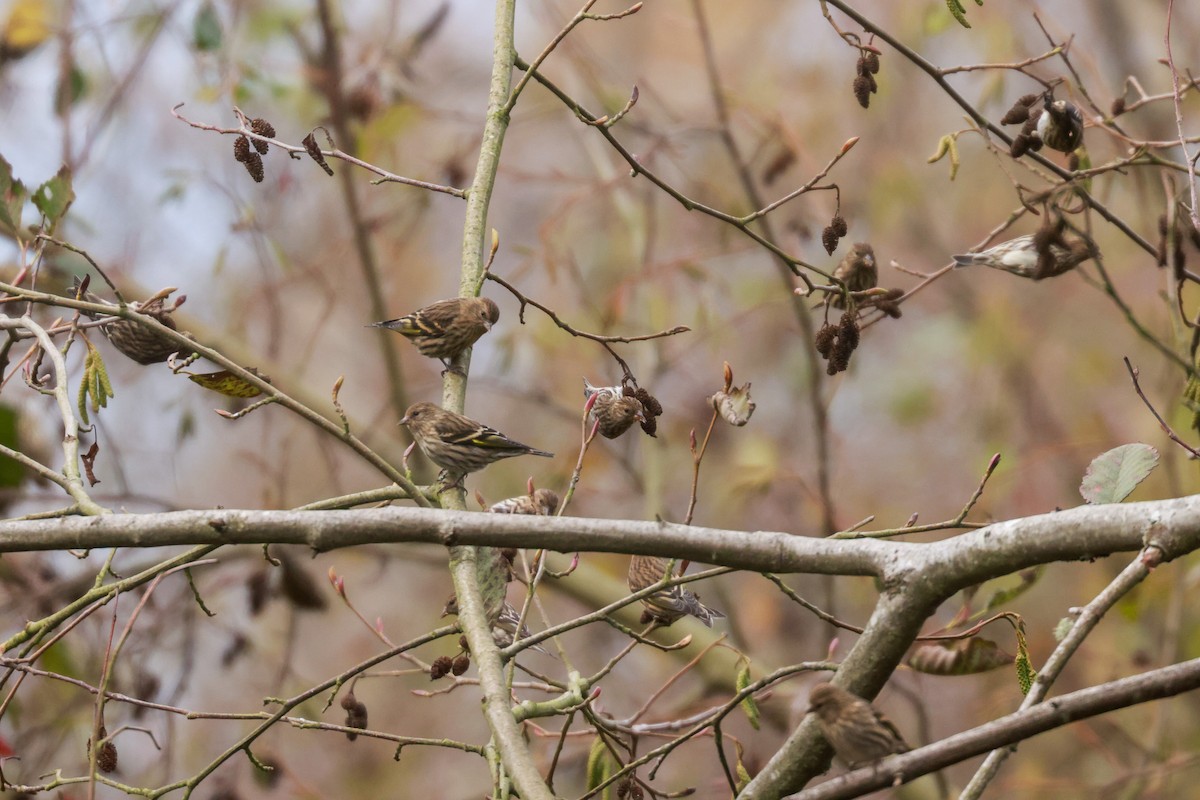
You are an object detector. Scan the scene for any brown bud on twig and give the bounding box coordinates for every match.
[1110,97,1126,117]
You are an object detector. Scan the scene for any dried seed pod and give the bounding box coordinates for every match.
[242,151,265,182]
[249,118,275,154]
[233,135,251,163]
[1001,93,1039,125]
[838,310,861,352]
[830,214,848,237]
[1009,133,1032,158]
[855,56,868,76]
[864,51,880,74]
[863,71,878,94]
[340,691,369,741]
[634,387,662,417]
[821,225,840,256]
[1110,97,1126,117]
[853,75,871,108]
[430,656,453,680]
[89,726,119,773]
[815,323,837,358]
[302,131,334,176]
[451,653,471,675]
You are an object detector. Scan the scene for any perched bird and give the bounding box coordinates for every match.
[807,683,909,768]
[441,595,549,654]
[627,555,724,627]
[399,402,554,476]
[489,488,560,516]
[370,297,499,367]
[73,279,193,365]
[1036,96,1084,154]
[583,380,647,439]
[831,243,877,309]
[952,234,1094,279]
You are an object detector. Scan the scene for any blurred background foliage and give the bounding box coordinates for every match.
[0,0,1197,797]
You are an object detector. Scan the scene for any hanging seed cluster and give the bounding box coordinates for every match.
[852,50,881,109]
[815,310,861,375]
[232,117,277,183]
[340,690,369,741]
[1002,94,1042,157]
[822,213,849,256]
[627,384,662,437]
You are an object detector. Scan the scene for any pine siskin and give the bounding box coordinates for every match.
[74,279,192,365]
[399,402,554,476]
[583,380,647,439]
[830,243,877,309]
[952,234,1094,279]
[807,683,909,767]
[1036,96,1084,154]
[442,595,549,654]
[489,488,560,516]
[370,296,499,366]
[627,555,724,627]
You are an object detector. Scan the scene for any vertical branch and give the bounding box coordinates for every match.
[439,1,555,798]
[314,0,409,419]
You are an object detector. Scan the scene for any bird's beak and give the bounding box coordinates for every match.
[399,415,410,426]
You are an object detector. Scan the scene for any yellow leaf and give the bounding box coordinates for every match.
[186,370,266,398]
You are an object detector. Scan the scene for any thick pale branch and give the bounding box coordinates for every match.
[0,497,1195,577]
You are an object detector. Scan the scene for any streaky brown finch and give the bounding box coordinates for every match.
[1036,96,1084,153]
[830,243,877,309]
[400,402,554,476]
[953,233,1093,279]
[807,683,909,767]
[441,595,549,654]
[370,296,499,366]
[74,279,192,365]
[627,555,724,627]
[583,379,647,439]
[489,488,560,516]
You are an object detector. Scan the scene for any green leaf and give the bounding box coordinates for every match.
[193,1,223,52]
[31,166,74,229]
[0,153,27,235]
[0,404,23,488]
[1080,443,1159,504]
[1014,625,1034,694]
[585,736,615,798]
[736,661,760,730]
